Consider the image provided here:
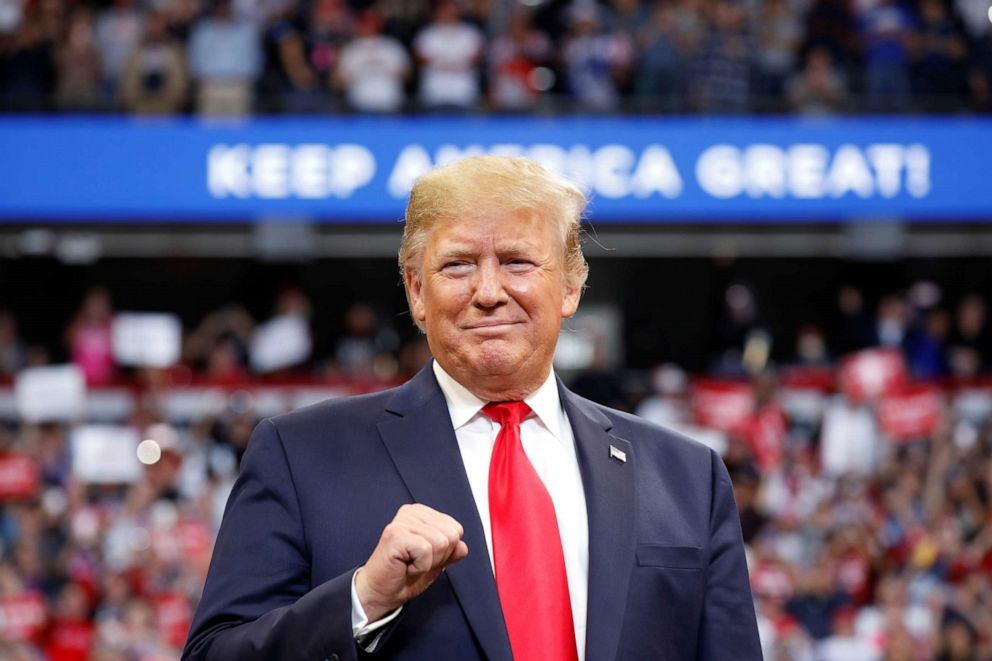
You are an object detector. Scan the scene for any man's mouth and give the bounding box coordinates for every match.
[464,320,521,330]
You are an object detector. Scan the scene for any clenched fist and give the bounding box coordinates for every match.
[355,504,469,623]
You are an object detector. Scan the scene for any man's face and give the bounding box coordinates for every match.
[406,210,581,400]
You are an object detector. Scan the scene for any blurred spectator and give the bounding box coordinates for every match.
[94,0,144,104]
[873,294,909,349]
[335,10,409,113]
[771,617,817,660]
[272,285,311,320]
[935,610,980,661]
[732,465,768,544]
[816,606,878,659]
[611,0,646,39]
[568,337,631,413]
[711,283,766,374]
[820,393,879,475]
[413,0,484,111]
[204,335,250,383]
[120,10,187,115]
[854,575,935,654]
[375,0,431,47]
[487,10,552,111]
[187,0,262,116]
[969,33,992,112]
[140,423,182,496]
[229,0,282,25]
[833,285,874,354]
[860,0,914,113]
[561,4,632,112]
[163,0,200,42]
[396,336,432,380]
[632,2,686,112]
[913,0,968,112]
[691,0,753,113]
[94,596,172,659]
[793,324,831,367]
[334,302,398,378]
[635,363,691,429]
[947,294,989,378]
[671,0,709,58]
[786,564,850,640]
[752,0,803,111]
[183,303,255,374]
[44,582,94,661]
[257,9,322,114]
[303,0,354,111]
[803,0,857,74]
[0,0,22,36]
[905,307,950,378]
[786,45,848,114]
[35,0,65,48]
[0,12,55,112]
[54,8,102,112]
[65,287,115,386]
[36,422,71,487]
[0,310,25,376]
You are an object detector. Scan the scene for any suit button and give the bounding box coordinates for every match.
[326,655,340,661]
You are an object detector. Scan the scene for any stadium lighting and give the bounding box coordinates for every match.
[137,439,162,465]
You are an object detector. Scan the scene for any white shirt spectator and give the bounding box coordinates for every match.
[414,20,484,108]
[820,396,880,476]
[95,6,144,83]
[0,0,23,34]
[338,35,409,112]
[188,15,261,82]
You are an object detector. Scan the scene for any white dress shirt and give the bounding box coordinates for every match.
[352,362,590,660]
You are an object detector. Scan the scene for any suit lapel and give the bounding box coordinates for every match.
[561,385,637,661]
[377,366,512,661]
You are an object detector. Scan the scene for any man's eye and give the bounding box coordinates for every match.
[442,262,472,272]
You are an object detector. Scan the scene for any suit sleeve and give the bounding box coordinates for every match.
[697,450,763,660]
[182,418,360,661]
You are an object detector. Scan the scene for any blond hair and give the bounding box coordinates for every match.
[399,156,589,295]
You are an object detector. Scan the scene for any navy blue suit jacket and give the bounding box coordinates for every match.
[183,364,761,660]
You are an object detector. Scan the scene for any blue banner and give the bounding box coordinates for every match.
[1,116,990,222]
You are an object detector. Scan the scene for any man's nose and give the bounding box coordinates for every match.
[473,262,508,308]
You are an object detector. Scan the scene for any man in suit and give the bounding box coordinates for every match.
[184,156,762,660]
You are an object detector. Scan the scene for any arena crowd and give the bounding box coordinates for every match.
[0,280,988,659]
[1,0,991,114]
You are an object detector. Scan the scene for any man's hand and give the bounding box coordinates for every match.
[355,504,469,623]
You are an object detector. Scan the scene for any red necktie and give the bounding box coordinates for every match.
[484,401,578,661]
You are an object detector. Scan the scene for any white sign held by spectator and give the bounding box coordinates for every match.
[14,364,86,422]
[250,315,311,373]
[71,425,142,484]
[112,312,182,368]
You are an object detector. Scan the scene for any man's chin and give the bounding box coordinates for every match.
[462,345,530,378]
[468,357,521,378]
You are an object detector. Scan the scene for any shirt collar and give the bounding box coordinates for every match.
[432,360,563,441]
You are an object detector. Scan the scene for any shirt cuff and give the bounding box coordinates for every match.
[351,568,403,651]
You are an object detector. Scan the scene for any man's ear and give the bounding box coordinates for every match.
[404,267,427,324]
[561,281,581,319]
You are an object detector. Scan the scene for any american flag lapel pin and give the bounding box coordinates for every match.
[609,445,627,463]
